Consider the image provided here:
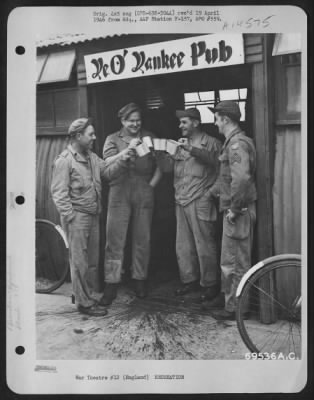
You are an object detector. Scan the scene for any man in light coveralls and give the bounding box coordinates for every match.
[101,103,162,305]
[51,118,114,317]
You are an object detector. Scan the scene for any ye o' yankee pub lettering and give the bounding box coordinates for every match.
[90,40,232,80]
[84,34,244,83]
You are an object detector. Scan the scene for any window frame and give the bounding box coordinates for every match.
[274,53,301,126]
[36,87,81,136]
[184,88,248,123]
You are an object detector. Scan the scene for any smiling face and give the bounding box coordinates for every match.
[121,111,142,136]
[179,117,199,137]
[77,124,96,151]
[214,113,228,135]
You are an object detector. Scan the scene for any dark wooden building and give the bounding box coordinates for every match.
[36,33,302,295]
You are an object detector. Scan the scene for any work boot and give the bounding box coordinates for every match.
[210,309,250,321]
[200,286,220,302]
[78,304,108,317]
[174,281,200,296]
[99,283,118,306]
[134,279,147,298]
[210,309,236,321]
[201,293,225,310]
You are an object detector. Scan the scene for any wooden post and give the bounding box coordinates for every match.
[76,49,88,117]
[249,35,276,323]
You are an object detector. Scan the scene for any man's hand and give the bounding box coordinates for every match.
[121,147,137,161]
[128,138,142,149]
[180,143,193,152]
[226,209,238,224]
[178,138,192,152]
[121,138,141,160]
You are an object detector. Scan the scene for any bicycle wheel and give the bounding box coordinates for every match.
[36,219,70,293]
[236,254,301,358]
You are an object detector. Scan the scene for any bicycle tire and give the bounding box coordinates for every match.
[236,254,301,358]
[36,219,70,294]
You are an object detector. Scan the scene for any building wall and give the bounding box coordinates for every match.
[273,126,301,254]
[272,54,301,255]
[36,34,276,272]
[36,135,68,224]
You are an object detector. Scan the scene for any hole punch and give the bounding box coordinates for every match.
[15,346,25,355]
[15,46,25,55]
[15,195,25,205]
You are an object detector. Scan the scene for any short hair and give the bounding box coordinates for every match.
[118,103,142,120]
[216,111,239,124]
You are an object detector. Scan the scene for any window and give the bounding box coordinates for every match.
[274,52,301,125]
[272,33,301,56]
[184,88,248,122]
[37,88,80,135]
[219,88,247,121]
[37,50,76,84]
[184,91,216,123]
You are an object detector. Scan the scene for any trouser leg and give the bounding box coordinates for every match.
[175,203,199,284]
[221,204,256,313]
[86,214,100,292]
[63,212,97,309]
[131,183,154,281]
[104,186,131,283]
[190,197,219,288]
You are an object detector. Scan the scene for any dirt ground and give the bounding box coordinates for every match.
[36,279,250,360]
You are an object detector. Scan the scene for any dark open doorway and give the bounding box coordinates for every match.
[89,62,252,289]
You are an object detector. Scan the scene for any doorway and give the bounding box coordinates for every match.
[89,62,252,288]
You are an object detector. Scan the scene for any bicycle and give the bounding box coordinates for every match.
[236,254,301,359]
[36,219,70,293]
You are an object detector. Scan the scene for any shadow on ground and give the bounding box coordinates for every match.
[36,280,249,360]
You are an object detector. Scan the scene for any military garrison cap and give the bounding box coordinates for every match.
[68,118,92,136]
[175,108,201,121]
[118,103,142,119]
[208,101,241,122]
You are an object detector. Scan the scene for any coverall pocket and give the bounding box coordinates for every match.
[70,167,84,189]
[196,196,216,221]
[191,163,204,177]
[224,211,250,239]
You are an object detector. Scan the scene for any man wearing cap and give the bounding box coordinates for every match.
[173,107,221,301]
[205,100,257,320]
[100,103,162,305]
[51,118,118,317]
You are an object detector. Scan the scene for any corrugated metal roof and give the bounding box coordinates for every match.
[36,33,122,48]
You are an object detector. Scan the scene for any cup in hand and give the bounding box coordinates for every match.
[166,139,179,156]
[135,142,151,157]
[142,136,154,149]
[153,138,167,151]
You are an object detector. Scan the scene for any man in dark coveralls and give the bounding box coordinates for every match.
[205,101,257,320]
[101,103,162,305]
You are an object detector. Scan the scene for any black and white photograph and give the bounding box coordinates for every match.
[6,4,307,394]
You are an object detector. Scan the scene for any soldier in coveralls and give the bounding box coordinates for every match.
[100,103,162,305]
[205,101,257,320]
[172,108,221,301]
[51,118,112,317]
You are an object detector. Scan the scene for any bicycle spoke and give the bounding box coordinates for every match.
[236,257,301,357]
[247,278,300,319]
